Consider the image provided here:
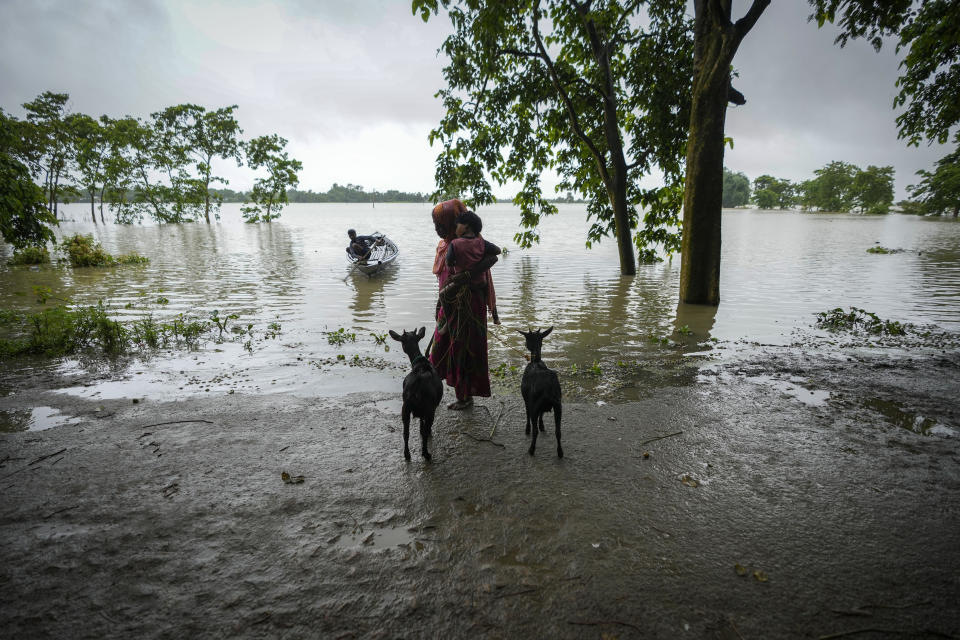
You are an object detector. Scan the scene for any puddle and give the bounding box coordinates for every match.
[332,525,416,550]
[371,398,403,415]
[864,398,956,437]
[709,372,831,407]
[0,406,82,433]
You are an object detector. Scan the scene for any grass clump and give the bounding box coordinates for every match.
[815,307,909,336]
[59,234,148,267]
[9,245,50,265]
[0,302,128,357]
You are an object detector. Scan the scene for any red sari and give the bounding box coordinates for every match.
[429,236,494,400]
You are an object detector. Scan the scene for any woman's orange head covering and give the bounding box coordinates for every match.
[432,199,466,242]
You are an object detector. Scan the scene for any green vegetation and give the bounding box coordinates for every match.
[59,233,148,267]
[9,245,50,265]
[753,174,796,209]
[815,307,909,336]
[241,135,302,223]
[326,327,356,346]
[811,1,959,218]
[0,91,302,230]
[414,0,694,271]
[722,169,751,208]
[866,246,898,254]
[907,147,960,217]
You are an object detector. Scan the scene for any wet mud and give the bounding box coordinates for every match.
[1,346,958,639]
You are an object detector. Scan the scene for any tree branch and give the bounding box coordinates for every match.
[734,0,771,42]
[531,0,612,186]
[498,47,544,60]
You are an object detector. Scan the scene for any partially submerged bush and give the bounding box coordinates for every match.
[0,302,127,357]
[815,307,909,336]
[9,245,50,265]
[59,234,148,267]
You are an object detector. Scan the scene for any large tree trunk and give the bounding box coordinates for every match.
[679,0,769,305]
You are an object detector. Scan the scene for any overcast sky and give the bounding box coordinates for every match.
[0,0,948,200]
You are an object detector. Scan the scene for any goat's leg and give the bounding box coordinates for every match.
[420,415,432,461]
[538,414,545,432]
[402,405,412,460]
[554,403,563,458]
[529,411,539,456]
[524,400,532,436]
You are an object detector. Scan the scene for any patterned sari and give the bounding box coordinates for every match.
[429,236,494,400]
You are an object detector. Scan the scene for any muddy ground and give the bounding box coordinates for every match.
[1,345,958,640]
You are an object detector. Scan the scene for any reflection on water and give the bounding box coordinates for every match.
[1,204,959,401]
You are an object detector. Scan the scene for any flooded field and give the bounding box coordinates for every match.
[1,203,958,415]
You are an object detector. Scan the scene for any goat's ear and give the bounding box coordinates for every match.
[416,326,426,340]
[516,329,526,336]
[541,326,553,339]
[388,330,402,342]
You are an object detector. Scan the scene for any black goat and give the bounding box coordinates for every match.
[518,327,563,458]
[389,327,443,461]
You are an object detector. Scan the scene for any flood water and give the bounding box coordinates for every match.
[1,203,958,403]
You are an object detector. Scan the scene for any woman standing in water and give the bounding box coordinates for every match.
[429,200,500,410]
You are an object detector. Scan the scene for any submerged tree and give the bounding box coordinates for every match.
[679,0,770,305]
[241,135,302,223]
[909,148,960,217]
[752,174,795,209]
[151,104,243,223]
[0,109,57,248]
[21,91,73,219]
[851,164,894,213]
[68,114,108,224]
[721,167,750,207]
[413,0,694,273]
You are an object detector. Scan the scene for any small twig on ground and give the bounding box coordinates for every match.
[818,629,908,640]
[29,448,68,466]
[493,588,538,599]
[43,505,79,519]
[279,445,290,452]
[729,617,745,640]
[639,431,683,446]
[569,620,642,632]
[457,431,506,448]
[138,419,214,429]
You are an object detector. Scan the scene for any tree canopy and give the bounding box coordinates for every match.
[722,168,750,207]
[909,147,960,216]
[809,0,960,147]
[413,0,693,271]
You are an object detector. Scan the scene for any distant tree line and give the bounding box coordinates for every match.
[721,162,900,214]
[0,90,303,247]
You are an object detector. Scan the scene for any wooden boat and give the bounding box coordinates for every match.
[346,232,399,276]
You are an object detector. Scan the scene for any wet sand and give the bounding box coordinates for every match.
[1,347,959,639]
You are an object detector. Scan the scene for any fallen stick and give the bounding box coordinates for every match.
[29,448,68,466]
[569,620,642,632]
[818,629,907,640]
[43,505,79,519]
[493,588,538,599]
[138,420,214,429]
[457,431,506,448]
[639,431,683,446]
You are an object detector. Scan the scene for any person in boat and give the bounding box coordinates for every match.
[346,229,382,261]
[428,201,500,411]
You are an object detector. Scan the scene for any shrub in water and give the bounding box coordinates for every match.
[61,234,115,267]
[9,245,50,265]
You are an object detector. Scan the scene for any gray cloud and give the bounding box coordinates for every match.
[0,0,951,197]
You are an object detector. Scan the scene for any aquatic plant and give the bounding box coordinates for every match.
[211,310,239,339]
[677,325,693,336]
[815,307,909,336]
[326,327,356,346]
[9,245,50,265]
